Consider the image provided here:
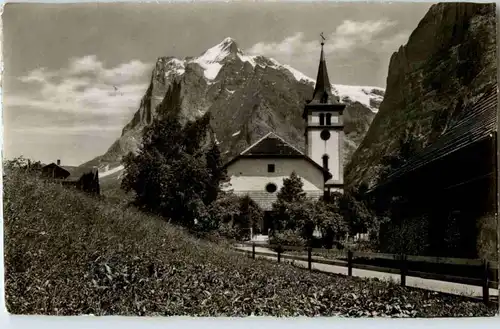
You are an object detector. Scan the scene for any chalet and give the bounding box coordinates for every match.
[41,160,71,179]
[369,85,498,259]
[223,40,346,236]
[41,160,100,196]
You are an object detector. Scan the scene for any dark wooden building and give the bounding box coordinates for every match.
[370,86,498,259]
[41,160,100,196]
[41,160,71,179]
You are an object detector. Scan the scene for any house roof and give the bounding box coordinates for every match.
[373,85,498,191]
[63,166,98,181]
[239,132,304,156]
[223,132,332,179]
[41,163,71,179]
[232,190,323,211]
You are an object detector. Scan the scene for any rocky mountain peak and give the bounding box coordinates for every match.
[85,37,386,186]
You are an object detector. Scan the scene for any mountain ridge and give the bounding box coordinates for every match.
[345,2,496,189]
[82,37,385,185]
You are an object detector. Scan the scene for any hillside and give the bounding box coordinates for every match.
[345,2,497,188]
[83,38,384,180]
[3,170,495,316]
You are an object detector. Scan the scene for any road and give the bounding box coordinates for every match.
[234,245,498,299]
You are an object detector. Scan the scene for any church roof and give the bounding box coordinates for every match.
[232,190,323,211]
[373,84,498,191]
[239,132,303,156]
[308,42,340,105]
[223,132,332,179]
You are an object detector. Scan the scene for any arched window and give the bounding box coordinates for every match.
[319,113,325,126]
[326,113,332,125]
[322,154,329,171]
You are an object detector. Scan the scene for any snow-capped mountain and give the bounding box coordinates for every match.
[84,37,385,182]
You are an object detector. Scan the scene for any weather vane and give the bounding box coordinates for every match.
[320,32,326,45]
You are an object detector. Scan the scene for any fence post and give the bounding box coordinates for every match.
[400,254,407,287]
[308,247,312,271]
[482,259,489,305]
[347,250,353,276]
[277,245,281,263]
[252,243,255,259]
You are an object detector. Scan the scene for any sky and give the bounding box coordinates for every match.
[2,2,433,166]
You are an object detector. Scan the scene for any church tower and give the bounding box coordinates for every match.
[302,38,346,195]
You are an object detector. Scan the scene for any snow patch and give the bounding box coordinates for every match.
[194,61,223,80]
[237,53,257,67]
[332,85,384,113]
[226,89,235,94]
[99,165,125,178]
[282,64,315,84]
[232,130,241,137]
[191,38,234,80]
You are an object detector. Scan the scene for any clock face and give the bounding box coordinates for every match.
[320,129,331,141]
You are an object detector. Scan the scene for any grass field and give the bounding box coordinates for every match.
[3,170,497,317]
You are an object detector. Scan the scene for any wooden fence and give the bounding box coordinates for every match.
[234,242,499,305]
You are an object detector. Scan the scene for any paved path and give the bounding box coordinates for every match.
[234,245,498,300]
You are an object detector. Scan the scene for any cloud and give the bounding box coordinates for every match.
[7,56,152,122]
[10,124,123,135]
[247,19,406,71]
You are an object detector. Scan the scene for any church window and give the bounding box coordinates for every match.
[322,154,329,171]
[266,183,277,193]
[320,129,331,141]
[326,113,332,125]
[268,164,275,173]
[319,113,325,126]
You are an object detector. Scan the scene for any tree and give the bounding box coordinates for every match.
[315,201,348,248]
[271,171,307,232]
[275,171,306,203]
[339,192,371,236]
[204,135,226,205]
[206,192,263,240]
[121,82,226,229]
[4,156,43,174]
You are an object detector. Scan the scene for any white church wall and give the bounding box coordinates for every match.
[308,129,342,183]
[226,157,324,191]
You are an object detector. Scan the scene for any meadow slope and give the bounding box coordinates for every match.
[3,171,496,317]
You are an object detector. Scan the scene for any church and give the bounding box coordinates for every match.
[223,40,346,235]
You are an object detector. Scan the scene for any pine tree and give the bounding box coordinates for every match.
[275,171,306,203]
[204,139,226,205]
[271,171,307,232]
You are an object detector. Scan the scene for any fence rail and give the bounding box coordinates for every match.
[234,242,499,305]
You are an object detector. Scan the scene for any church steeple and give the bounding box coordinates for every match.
[302,33,345,196]
[309,35,338,105]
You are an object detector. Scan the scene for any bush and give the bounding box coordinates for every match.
[476,212,498,261]
[269,229,306,249]
[206,192,263,241]
[378,215,431,255]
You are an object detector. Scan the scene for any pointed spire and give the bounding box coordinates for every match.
[310,34,337,104]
